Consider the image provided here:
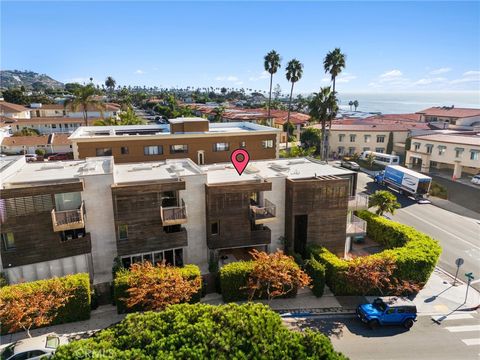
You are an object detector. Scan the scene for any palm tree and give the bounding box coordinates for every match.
[285,59,303,151]
[348,100,354,111]
[308,87,338,161]
[94,107,144,126]
[213,106,225,122]
[324,48,346,157]
[64,84,106,126]
[353,100,359,111]
[105,76,116,94]
[264,50,281,126]
[369,190,401,216]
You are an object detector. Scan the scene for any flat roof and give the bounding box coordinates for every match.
[203,158,355,184]
[2,157,113,187]
[412,133,480,147]
[114,158,203,184]
[68,121,280,140]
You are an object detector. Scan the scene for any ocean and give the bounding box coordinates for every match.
[334,92,480,114]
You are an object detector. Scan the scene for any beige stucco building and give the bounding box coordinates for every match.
[405,133,480,178]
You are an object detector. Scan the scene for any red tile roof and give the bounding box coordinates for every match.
[416,107,480,118]
[0,101,29,114]
[15,117,94,125]
[36,102,121,112]
[1,135,50,147]
[51,133,72,146]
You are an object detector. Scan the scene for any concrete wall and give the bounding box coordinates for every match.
[181,173,209,272]
[4,254,91,284]
[82,173,118,285]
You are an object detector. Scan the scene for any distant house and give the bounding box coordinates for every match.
[416,106,480,131]
[0,101,31,119]
[1,133,72,155]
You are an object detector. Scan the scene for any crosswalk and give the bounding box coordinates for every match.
[439,313,480,353]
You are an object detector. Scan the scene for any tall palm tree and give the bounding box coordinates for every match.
[323,48,346,158]
[264,50,281,126]
[64,84,106,126]
[285,59,303,151]
[308,87,338,161]
[353,100,359,111]
[105,76,116,94]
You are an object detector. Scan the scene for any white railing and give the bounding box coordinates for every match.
[348,193,369,210]
[346,214,367,235]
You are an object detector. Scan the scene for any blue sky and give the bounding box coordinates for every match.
[2,1,479,94]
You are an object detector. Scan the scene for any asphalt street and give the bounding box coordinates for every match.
[294,312,480,360]
[356,172,480,292]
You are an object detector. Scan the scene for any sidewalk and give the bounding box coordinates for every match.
[429,197,480,220]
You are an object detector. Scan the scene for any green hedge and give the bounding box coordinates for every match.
[52,303,348,360]
[308,211,442,296]
[305,257,326,297]
[113,264,202,314]
[0,273,90,334]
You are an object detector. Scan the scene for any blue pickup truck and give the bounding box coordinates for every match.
[357,297,417,330]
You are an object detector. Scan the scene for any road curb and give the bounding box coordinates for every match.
[435,266,467,286]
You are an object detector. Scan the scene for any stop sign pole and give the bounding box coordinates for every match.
[454,258,464,286]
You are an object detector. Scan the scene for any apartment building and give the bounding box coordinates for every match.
[416,106,480,131]
[68,118,282,165]
[0,156,366,293]
[310,122,429,159]
[29,103,121,119]
[405,132,480,178]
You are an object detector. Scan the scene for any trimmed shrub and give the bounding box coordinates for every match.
[219,261,254,302]
[308,211,441,296]
[52,303,348,360]
[305,257,326,297]
[0,273,90,334]
[113,264,202,314]
[0,272,7,288]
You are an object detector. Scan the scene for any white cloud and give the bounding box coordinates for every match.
[380,69,403,80]
[321,76,330,83]
[215,75,240,82]
[429,67,451,75]
[462,70,480,77]
[135,69,145,75]
[413,77,447,86]
[248,71,270,81]
[450,70,480,84]
[336,72,357,83]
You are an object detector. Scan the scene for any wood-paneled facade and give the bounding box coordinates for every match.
[205,181,272,250]
[0,181,90,268]
[285,176,350,256]
[111,180,188,256]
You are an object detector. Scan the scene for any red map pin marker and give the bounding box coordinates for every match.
[230,149,250,175]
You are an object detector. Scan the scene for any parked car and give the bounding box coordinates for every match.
[356,297,417,329]
[0,333,69,360]
[340,160,360,171]
[47,153,69,161]
[471,175,480,185]
[24,154,37,162]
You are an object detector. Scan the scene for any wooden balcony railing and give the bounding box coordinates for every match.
[161,199,187,226]
[250,199,276,224]
[51,202,85,232]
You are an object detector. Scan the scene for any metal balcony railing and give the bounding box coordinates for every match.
[51,202,85,232]
[161,199,187,226]
[348,193,369,210]
[250,198,276,224]
[346,214,367,235]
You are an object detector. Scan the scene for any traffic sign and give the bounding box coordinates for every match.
[465,272,474,280]
[455,258,464,267]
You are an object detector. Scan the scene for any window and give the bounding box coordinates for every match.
[376,135,385,143]
[60,229,85,242]
[364,135,371,143]
[239,141,246,148]
[211,222,219,235]
[213,143,229,152]
[118,225,128,240]
[120,146,129,155]
[96,148,112,156]
[425,144,433,154]
[438,146,446,156]
[338,146,345,155]
[363,147,370,152]
[413,142,421,151]
[349,134,356,142]
[170,144,188,154]
[1,232,15,250]
[144,145,163,155]
[386,308,395,314]
[455,147,464,158]
[262,140,274,149]
[52,124,57,129]
[338,134,345,142]
[375,147,385,153]
[471,150,479,161]
[397,308,405,313]
[348,147,355,155]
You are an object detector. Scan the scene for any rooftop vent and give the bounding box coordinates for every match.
[244,165,260,174]
[130,164,153,171]
[270,163,290,172]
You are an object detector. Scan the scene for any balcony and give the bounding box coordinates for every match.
[348,193,369,211]
[161,199,187,226]
[346,214,367,235]
[250,199,276,224]
[51,202,85,232]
